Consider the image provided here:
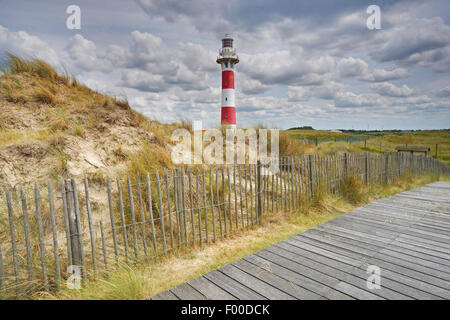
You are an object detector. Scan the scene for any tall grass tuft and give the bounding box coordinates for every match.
[341,176,367,204]
[1,53,71,85]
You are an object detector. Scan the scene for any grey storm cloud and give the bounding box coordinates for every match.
[1,0,448,129]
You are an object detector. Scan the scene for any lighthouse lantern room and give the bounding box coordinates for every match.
[217,34,239,128]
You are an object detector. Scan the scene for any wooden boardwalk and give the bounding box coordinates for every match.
[150,181,450,300]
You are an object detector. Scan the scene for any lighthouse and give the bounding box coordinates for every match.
[217,34,239,128]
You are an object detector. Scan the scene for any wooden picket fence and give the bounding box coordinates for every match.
[0,152,448,297]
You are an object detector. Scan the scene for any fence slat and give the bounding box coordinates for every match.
[155,171,167,254]
[227,165,233,232]
[5,187,19,294]
[33,184,48,290]
[137,172,149,260]
[127,175,139,260]
[238,164,244,227]
[116,178,129,263]
[146,173,158,255]
[181,168,188,243]
[48,182,61,287]
[19,186,33,285]
[233,163,238,229]
[163,169,174,250]
[84,177,97,275]
[107,178,119,265]
[202,166,208,243]
[99,220,108,269]
[71,178,86,277]
[244,164,249,227]
[195,168,202,245]
[173,169,182,247]
[249,164,254,225]
[209,167,217,241]
[215,166,223,238]
[61,180,72,267]
[221,165,227,235]
[188,169,195,244]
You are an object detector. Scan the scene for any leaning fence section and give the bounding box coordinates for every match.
[0,152,448,297]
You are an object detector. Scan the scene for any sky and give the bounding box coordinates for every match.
[0,0,449,130]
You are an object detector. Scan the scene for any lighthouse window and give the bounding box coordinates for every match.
[225,97,228,101]
[225,113,228,118]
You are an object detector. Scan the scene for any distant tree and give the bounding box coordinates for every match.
[287,126,314,130]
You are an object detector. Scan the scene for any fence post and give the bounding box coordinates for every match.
[384,153,389,185]
[5,187,19,294]
[364,152,369,184]
[257,160,262,222]
[19,186,33,286]
[343,152,348,179]
[65,180,82,273]
[308,155,314,197]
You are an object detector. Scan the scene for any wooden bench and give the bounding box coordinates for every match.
[395,145,431,156]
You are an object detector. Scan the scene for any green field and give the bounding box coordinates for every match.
[286,129,450,166]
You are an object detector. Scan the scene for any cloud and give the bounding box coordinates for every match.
[337,57,410,82]
[369,82,414,97]
[66,34,112,72]
[240,50,335,86]
[337,57,369,78]
[0,25,59,66]
[363,68,410,82]
[434,87,450,98]
[369,16,450,72]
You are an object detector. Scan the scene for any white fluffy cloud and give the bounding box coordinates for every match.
[337,57,410,82]
[369,82,414,97]
[0,25,59,66]
[66,34,112,72]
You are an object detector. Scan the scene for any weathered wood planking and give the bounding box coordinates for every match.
[150,182,450,300]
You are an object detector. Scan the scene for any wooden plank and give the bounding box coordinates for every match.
[170,282,207,300]
[204,270,266,300]
[294,234,450,282]
[151,182,450,300]
[151,290,180,300]
[271,242,440,300]
[218,264,296,300]
[264,244,412,300]
[294,233,450,290]
[188,276,237,300]
[245,253,351,300]
[232,259,322,300]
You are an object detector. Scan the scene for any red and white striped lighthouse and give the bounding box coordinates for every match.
[217,34,239,128]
